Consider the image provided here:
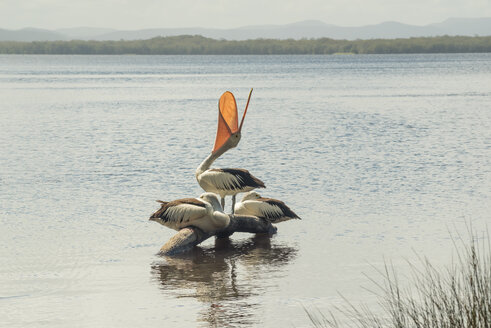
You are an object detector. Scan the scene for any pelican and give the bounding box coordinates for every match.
[196,89,265,212]
[234,191,302,223]
[149,192,230,232]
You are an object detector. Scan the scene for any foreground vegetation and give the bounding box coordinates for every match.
[307,229,491,328]
[1,35,491,55]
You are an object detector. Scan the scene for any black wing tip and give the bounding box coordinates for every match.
[150,200,169,220]
[150,208,162,219]
[289,210,301,220]
[263,198,300,219]
[288,207,301,220]
[253,177,266,188]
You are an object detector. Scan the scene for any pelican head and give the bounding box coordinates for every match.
[242,191,261,201]
[199,192,223,212]
[219,131,241,152]
[212,89,253,154]
[199,192,230,230]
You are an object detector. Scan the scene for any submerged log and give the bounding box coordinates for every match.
[159,215,277,256]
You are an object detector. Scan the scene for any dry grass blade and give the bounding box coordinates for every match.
[305,228,491,328]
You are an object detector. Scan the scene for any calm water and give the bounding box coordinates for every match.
[0,54,490,327]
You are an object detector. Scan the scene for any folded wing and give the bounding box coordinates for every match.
[150,198,209,226]
[237,197,301,223]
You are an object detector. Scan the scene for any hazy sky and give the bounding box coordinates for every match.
[1,0,490,30]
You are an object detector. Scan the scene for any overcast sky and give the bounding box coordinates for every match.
[1,0,490,30]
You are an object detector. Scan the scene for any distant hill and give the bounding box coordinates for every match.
[1,17,491,42]
[55,27,117,40]
[0,28,67,41]
[429,17,491,36]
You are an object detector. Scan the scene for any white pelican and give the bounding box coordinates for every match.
[196,89,265,212]
[234,191,302,223]
[149,192,230,233]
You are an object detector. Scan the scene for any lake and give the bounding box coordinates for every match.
[0,54,490,327]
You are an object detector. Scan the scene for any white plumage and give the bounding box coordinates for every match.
[234,191,301,223]
[149,193,230,233]
[196,89,264,212]
[197,168,265,201]
[198,169,244,192]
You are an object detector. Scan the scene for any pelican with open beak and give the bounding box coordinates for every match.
[195,89,265,213]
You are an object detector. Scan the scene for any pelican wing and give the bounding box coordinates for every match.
[150,198,208,224]
[200,168,265,192]
[243,198,300,222]
[259,198,301,219]
[242,199,283,221]
[198,169,241,191]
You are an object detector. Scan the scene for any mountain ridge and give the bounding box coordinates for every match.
[1,17,490,42]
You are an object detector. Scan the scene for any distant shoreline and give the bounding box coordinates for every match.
[1,35,490,55]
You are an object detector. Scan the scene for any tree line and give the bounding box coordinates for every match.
[1,35,491,55]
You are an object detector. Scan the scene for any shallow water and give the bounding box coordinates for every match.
[0,54,490,327]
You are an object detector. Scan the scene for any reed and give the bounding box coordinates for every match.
[307,229,491,328]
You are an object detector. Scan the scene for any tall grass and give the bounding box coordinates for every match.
[307,230,491,328]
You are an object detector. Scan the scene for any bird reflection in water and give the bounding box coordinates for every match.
[150,234,297,327]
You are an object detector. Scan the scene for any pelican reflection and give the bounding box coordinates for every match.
[150,235,297,327]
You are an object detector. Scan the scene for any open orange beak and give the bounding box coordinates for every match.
[212,89,253,153]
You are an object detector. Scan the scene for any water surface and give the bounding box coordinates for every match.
[0,54,490,327]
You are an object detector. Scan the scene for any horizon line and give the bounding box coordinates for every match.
[2,16,491,32]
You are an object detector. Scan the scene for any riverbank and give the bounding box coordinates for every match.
[1,35,490,55]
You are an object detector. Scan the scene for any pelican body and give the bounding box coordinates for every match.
[196,89,265,212]
[149,193,230,233]
[234,191,301,223]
